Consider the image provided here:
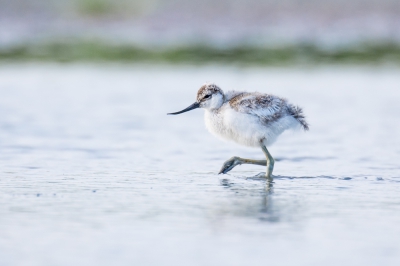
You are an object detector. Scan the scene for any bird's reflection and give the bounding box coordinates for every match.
[259,178,278,222]
[220,178,234,188]
[219,175,280,222]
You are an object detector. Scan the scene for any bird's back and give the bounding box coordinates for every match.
[226,91,309,131]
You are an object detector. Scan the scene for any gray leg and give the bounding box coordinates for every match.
[260,143,275,179]
[218,140,275,179]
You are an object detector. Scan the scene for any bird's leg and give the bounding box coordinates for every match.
[218,156,267,174]
[260,142,275,179]
[218,141,275,178]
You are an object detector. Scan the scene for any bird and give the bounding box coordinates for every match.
[168,83,309,178]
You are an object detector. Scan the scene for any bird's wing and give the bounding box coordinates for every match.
[228,92,287,123]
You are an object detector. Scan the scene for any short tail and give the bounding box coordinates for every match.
[288,105,309,131]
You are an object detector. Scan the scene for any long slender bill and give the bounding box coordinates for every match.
[167,102,200,115]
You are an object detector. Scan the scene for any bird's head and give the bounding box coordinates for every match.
[168,83,224,115]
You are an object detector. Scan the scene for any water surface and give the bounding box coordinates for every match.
[0,64,400,265]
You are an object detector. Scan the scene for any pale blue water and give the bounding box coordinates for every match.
[0,64,400,266]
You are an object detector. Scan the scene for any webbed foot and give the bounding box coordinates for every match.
[218,156,242,174]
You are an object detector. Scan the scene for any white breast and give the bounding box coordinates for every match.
[204,105,298,148]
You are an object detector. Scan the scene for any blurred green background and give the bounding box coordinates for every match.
[1,0,400,65]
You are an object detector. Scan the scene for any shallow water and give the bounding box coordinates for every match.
[0,64,400,266]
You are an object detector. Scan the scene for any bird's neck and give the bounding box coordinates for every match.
[206,106,222,114]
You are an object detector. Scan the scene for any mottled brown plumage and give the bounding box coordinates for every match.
[228,92,309,131]
[197,84,223,102]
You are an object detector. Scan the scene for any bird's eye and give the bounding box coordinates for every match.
[204,94,211,99]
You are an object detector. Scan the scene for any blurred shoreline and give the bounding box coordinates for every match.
[1,40,400,65]
[1,0,400,64]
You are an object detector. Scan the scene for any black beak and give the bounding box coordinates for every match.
[167,102,200,115]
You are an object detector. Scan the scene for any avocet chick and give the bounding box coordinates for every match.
[168,83,309,178]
